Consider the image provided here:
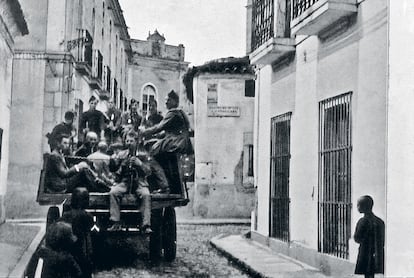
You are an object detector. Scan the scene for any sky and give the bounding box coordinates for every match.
[119,0,247,66]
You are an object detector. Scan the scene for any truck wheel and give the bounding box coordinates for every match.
[149,209,163,263]
[46,206,60,229]
[162,207,177,261]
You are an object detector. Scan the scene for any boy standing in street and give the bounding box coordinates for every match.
[354,195,385,278]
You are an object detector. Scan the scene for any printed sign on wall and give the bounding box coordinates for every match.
[207,106,240,117]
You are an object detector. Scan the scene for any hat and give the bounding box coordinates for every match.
[88,95,97,103]
[167,90,179,102]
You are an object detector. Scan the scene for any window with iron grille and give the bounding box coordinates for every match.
[92,49,103,80]
[292,0,319,20]
[251,0,274,51]
[103,66,111,92]
[76,29,93,67]
[318,92,352,259]
[270,112,291,242]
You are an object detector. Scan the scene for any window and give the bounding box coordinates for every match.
[207,84,218,105]
[270,112,291,242]
[142,85,157,114]
[247,144,254,176]
[251,0,274,51]
[103,65,111,92]
[92,8,95,39]
[245,79,255,97]
[113,79,118,106]
[119,89,124,110]
[318,92,352,259]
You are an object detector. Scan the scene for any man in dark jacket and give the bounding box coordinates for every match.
[45,135,107,193]
[105,97,122,144]
[80,96,106,140]
[47,111,76,153]
[354,195,385,278]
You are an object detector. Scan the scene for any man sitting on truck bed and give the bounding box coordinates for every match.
[107,130,152,233]
[45,134,109,193]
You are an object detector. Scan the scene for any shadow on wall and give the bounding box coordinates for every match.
[189,151,256,218]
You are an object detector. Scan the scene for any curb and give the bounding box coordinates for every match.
[9,223,46,278]
[210,234,265,278]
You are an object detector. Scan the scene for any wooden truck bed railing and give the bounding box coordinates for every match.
[37,153,189,209]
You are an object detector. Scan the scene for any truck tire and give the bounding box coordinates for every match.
[149,209,163,263]
[46,206,60,229]
[162,207,177,261]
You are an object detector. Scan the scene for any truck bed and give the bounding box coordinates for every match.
[37,153,189,210]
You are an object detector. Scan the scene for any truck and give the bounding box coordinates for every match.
[36,153,190,262]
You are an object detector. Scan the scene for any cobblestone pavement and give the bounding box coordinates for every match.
[94,224,251,277]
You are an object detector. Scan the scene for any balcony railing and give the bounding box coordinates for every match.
[251,0,274,52]
[92,49,103,80]
[74,29,93,73]
[102,65,111,96]
[292,0,319,20]
[290,0,357,35]
[89,49,103,89]
[249,0,295,65]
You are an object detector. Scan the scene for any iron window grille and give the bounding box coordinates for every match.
[76,29,93,67]
[251,0,275,51]
[103,66,111,92]
[318,92,352,259]
[269,112,291,242]
[292,0,319,20]
[92,49,103,80]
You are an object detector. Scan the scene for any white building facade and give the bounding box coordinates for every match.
[187,57,256,218]
[0,0,28,223]
[127,31,190,118]
[7,0,130,219]
[247,0,390,275]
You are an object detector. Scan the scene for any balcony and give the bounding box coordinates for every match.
[249,0,295,66]
[73,29,93,76]
[89,49,103,90]
[100,65,111,99]
[291,0,357,36]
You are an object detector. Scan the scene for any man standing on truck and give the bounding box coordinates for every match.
[107,130,152,233]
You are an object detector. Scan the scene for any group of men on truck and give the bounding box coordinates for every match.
[43,90,193,233]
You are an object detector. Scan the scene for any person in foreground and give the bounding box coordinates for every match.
[354,195,385,278]
[60,188,94,278]
[38,221,83,278]
[107,131,152,233]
